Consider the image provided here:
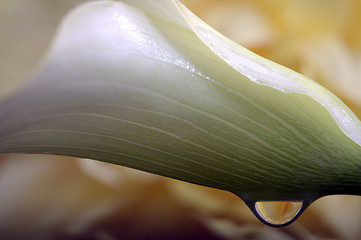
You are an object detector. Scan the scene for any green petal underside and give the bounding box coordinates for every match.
[0,0,361,201]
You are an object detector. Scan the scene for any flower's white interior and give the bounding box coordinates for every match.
[109,0,361,148]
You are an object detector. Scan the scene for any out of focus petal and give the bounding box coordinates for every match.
[0,154,121,239]
[0,0,88,99]
[77,158,160,189]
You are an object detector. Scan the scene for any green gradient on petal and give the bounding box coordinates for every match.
[0,0,361,206]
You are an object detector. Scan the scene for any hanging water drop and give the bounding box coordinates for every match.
[254,201,303,226]
[233,193,312,227]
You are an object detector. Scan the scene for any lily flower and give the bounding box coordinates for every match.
[1,0,361,239]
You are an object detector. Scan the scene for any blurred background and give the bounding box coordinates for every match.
[1,0,361,239]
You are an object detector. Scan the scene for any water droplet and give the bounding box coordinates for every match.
[254,201,303,226]
[232,192,312,227]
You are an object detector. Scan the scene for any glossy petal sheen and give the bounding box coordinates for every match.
[0,0,361,203]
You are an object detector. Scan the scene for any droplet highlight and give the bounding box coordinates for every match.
[255,201,303,226]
